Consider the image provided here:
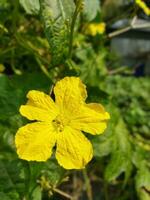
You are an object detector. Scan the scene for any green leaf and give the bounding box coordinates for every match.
[0,73,52,119]
[102,76,150,137]
[105,151,132,183]
[132,146,150,170]
[91,103,133,184]
[0,192,11,200]
[104,117,133,183]
[0,159,25,199]
[87,86,109,104]
[19,0,40,15]
[82,0,100,21]
[0,0,9,9]
[40,0,75,66]
[0,74,21,118]
[79,48,108,86]
[136,163,150,200]
[115,119,132,154]
[92,135,115,158]
[31,186,42,200]
[42,158,65,186]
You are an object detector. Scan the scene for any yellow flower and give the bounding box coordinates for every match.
[85,22,106,36]
[15,77,110,169]
[0,64,5,73]
[136,0,150,15]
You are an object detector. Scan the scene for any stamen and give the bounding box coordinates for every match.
[52,117,64,132]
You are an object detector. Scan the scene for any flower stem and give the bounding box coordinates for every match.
[23,162,31,200]
[104,181,109,200]
[53,188,73,199]
[68,0,83,59]
[83,169,93,200]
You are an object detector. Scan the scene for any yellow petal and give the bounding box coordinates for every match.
[54,77,87,115]
[136,0,150,16]
[15,122,56,161]
[70,103,110,135]
[56,126,93,169]
[20,90,58,121]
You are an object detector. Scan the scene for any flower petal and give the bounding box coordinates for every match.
[56,126,93,169]
[15,122,57,161]
[54,77,87,115]
[70,103,110,135]
[20,90,58,121]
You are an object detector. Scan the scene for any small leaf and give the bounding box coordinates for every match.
[31,186,42,200]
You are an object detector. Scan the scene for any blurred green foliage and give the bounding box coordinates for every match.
[0,0,150,200]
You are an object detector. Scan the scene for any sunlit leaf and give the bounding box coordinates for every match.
[136,163,150,200]
[82,0,100,21]
[40,0,75,66]
[19,0,40,15]
[104,116,133,183]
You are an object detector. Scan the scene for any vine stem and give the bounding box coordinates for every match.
[23,162,31,200]
[12,0,19,33]
[104,181,109,200]
[68,0,83,59]
[53,188,73,199]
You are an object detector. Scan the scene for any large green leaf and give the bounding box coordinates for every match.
[40,0,75,66]
[19,0,40,15]
[104,118,132,183]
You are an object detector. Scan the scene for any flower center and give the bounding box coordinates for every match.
[52,119,64,132]
[52,115,66,132]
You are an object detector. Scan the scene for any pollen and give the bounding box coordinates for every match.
[52,118,64,132]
